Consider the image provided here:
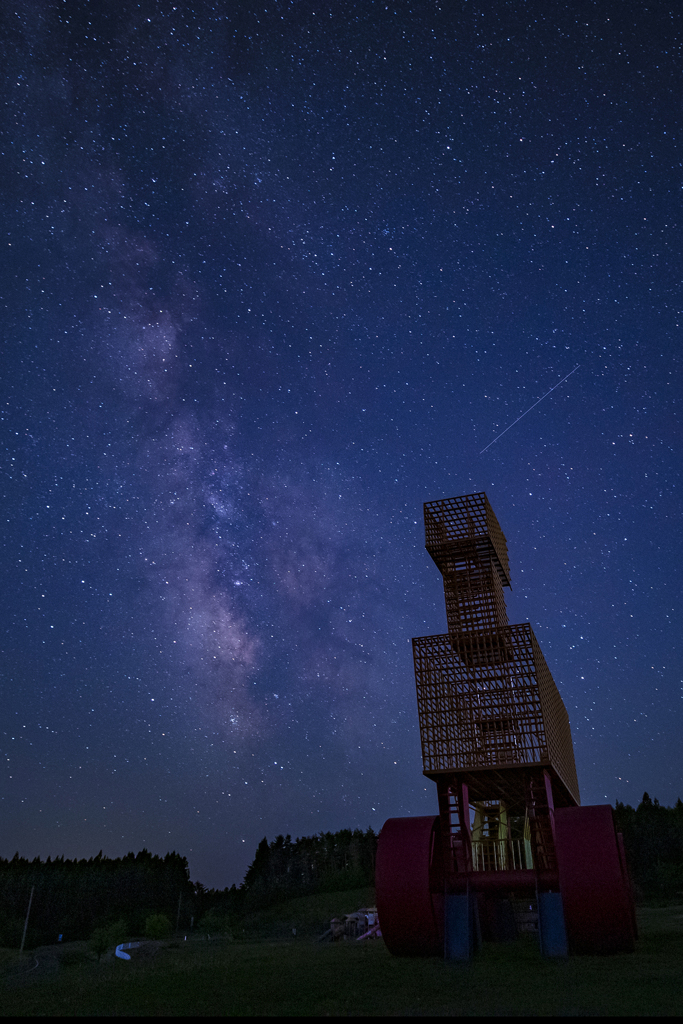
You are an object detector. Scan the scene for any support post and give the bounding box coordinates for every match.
[20,885,34,954]
[454,780,472,874]
[538,891,568,957]
[527,772,557,872]
[542,769,557,840]
[444,890,479,961]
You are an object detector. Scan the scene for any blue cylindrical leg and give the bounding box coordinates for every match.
[538,891,568,957]
[445,893,478,960]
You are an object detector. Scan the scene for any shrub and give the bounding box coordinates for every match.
[199,908,233,938]
[89,919,129,961]
[89,927,112,962]
[144,913,172,940]
[107,919,128,946]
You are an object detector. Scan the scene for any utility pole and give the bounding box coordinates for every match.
[176,892,182,933]
[20,885,34,953]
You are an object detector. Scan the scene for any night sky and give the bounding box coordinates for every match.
[2,1,681,889]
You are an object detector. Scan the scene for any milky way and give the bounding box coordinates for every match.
[2,2,681,886]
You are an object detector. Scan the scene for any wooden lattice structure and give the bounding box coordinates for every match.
[376,492,635,960]
[424,493,510,636]
[413,626,579,807]
[413,493,579,810]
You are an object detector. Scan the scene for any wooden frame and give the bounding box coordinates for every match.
[413,493,580,811]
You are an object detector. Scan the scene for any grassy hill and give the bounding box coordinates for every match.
[2,904,683,1016]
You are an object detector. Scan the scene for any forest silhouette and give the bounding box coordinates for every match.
[2,799,683,949]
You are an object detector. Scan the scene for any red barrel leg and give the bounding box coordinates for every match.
[376,815,443,956]
[554,805,636,954]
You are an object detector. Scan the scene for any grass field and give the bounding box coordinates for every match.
[2,894,683,1016]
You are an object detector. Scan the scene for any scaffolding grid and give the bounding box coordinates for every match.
[442,553,509,636]
[413,624,580,806]
[424,492,511,586]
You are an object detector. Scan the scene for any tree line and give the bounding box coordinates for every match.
[191,827,378,932]
[614,793,683,901]
[241,827,377,904]
[0,828,377,948]
[0,849,194,949]
[4,798,683,949]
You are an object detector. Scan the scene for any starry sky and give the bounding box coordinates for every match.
[2,1,681,888]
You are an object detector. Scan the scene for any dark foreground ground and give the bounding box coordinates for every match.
[2,896,683,1016]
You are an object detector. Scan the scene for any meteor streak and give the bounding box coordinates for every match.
[480,365,580,454]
